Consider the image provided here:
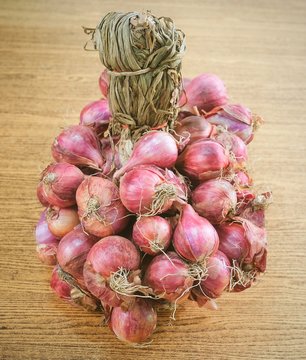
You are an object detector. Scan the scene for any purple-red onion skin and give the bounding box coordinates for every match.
[215,131,248,165]
[180,73,228,112]
[52,125,104,169]
[114,131,178,179]
[192,179,237,224]
[50,266,72,300]
[35,210,59,265]
[110,299,157,344]
[132,216,172,255]
[79,99,111,135]
[176,139,230,181]
[37,163,84,208]
[144,251,193,302]
[99,69,109,98]
[173,204,219,262]
[76,177,129,238]
[57,225,97,286]
[47,206,80,238]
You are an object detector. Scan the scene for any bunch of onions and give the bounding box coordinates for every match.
[37,163,84,208]
[76,177,129,237]
[46,206,80,238]
[52,125,104,170]
[80,99,111,135]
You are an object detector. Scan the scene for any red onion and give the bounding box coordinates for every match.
[239,192,272,228]
[230,169,253,188]
[37,163,84,208]
[179,73,228,113]
[35,210,59,265]
[47,206,80,238]
[114,131,178,179]
[100,137,121,175]
[174,115,216,151]
[192,179,237,224]
[173,204,219,262]
[99,69,109,98]
[52,125,104,170]
[83,236,141,307]
[144,251,194,302]
[51,265,100,311]
[57,225,97,286]
[119,166,186,215]
[110,299,157,344]
[80,99,111,135]
[36,186,49,207]
[214,131,248,165]
[176,139,230,181]
[76,177,128,237]
[132,216,172,255]
[205,104,262,144]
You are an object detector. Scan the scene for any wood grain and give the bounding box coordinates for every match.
[0,0,306,359]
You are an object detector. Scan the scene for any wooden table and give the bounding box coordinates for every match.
[1,1,305,359]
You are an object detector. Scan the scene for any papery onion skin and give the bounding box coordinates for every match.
[50,265,72,300]
[110,299,157,344]
[100,137,121,175]
[80,99,111,135]
[176,138,230,182]
[215,131,248,165]
[35,210,59,265]
[114,131,178,179]
[132,216,172,255]
[84,236,140,307]
[99,69,109,98]
[52,125,104,169]
[173,204,219,262]
[76,177,129,238]
[57,225,97,286]
[144,251,193,302]
[192,179,237,224]
[47,206,80,238]
[37,163,84,208]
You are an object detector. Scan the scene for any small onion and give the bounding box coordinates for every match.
[100,137,121,175]
[46,206,80,238]
[192,179,237,224]
[214,131,248,165]
[132,216,172,255]
[110,299,157,344]
[76,177,129,237]
[99,69,109,98]
[79,99,111,135]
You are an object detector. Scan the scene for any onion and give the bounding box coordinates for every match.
[119,166,186,216]
[35,210,59,265]
[37,163,84,208]
[83,236,141,307]
[110,299,157,344]
[205,104,261,144]
[214,131,248,165]
[99,69,109,98]
[132,216,172,255]
[80,99,111,135]
[114,131,178,179]
[174,115,216,151]
[37,186,49,206]
[100,136,121,175]
[192,250,230,306]
[192,179,237,224]
[176,139,230,181]
[76,177,128,237]
[46,206,80,238]
[52,125,104,170]
[144,251,194,302]
[50,265,100,311]
[179,73,228,113]
[57,225,97,286]
[173,204,219,262]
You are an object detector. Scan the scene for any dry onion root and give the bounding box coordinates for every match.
[34,10,271,346]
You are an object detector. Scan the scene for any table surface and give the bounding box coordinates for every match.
[1,1,306,359]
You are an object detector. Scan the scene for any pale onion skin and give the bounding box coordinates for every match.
[79,99,111,134]
[99,69,109,98]
[192,179,237,224]
[47,206,80,238]
[173,204,219,262]
[37,163,84,208]
[76,177,129,238]
[35,210,59,265]
[52,125,104,169]
[110,299,157,344]
[179,73,228,112]
[144,251,193,302]
[114,131,178,179]
[83,236,140,307]
[132,216,172,255]
[176,139,230,182]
